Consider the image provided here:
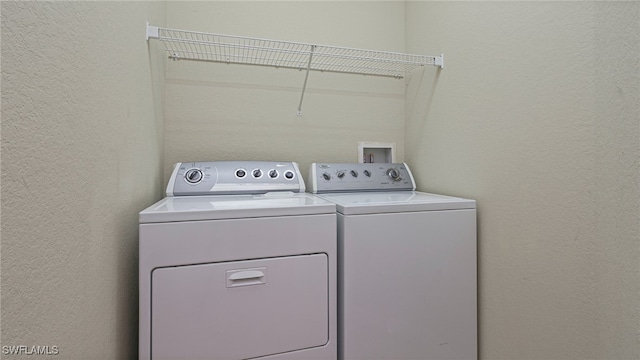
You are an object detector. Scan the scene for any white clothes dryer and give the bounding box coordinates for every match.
[139,161,337,360]
[310,162,477,360]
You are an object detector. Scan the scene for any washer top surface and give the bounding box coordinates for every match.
[140,192,336,223]
[316,191,475,215]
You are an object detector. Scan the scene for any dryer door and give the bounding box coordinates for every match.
[151,254,328,360]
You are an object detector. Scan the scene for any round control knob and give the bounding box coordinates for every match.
[386,168,402,181]
[252,169,263,178]
[350,170,358,177]
[235,169,247,178]
[284,170,295,180]
[185,169,204,184]
[268,169,278,179]
[336,171,345,179]
[322,173,332,181]
[363,170,371,177]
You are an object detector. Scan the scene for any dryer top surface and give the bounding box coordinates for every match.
[139,193,335,223]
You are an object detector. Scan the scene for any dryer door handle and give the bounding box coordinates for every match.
[229,270,264,281]
[226,267,267,288]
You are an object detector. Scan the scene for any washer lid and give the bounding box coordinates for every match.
[316,191,475,215]
[139,193,336,223]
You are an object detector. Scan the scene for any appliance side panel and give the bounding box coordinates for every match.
[336,214,346,360]
[139,225,152,360]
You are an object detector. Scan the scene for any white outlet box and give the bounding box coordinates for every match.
[358,142,395,163]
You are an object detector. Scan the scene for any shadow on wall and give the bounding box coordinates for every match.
[405,67,442,158]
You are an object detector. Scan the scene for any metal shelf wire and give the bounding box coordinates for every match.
[146,24,443,114]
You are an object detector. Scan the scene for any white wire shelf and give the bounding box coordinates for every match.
[146,24,443,114]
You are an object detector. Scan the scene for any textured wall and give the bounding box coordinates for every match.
[1,2,166,358]
[163,1,406,183]
[405,2,640,359]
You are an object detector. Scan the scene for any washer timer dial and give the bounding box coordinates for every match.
[386,168,402,182]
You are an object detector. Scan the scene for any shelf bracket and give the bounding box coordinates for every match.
[435,54,444,69]
[146,22,159,40]
[297,45,316,116]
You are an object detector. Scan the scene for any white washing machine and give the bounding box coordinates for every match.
[139,161,337,360]
[309,162,477,360]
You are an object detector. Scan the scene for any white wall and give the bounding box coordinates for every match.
[405,2,640,359]
[163,1,406,183]
[1,2,166,358]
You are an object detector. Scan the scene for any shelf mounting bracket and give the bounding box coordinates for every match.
[297,45,316,116]
[435,54,444,69]
[146,22,159,40]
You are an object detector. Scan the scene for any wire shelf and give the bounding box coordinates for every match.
[149,26,442,78]
[146,24,443,114]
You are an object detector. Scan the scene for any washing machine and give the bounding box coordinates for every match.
[139,161,337,360]
[309,162,477,360]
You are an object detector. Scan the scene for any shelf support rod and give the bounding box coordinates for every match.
[297,45,316,116]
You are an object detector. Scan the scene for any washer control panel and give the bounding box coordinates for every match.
[167,161,305,196]
[309,162,416,193]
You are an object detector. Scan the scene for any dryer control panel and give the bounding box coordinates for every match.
[167,161,305,196]
[309,162,416,193]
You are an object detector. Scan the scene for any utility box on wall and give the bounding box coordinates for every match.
[358,142,395,163]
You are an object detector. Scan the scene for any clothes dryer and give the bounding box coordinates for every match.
[310,162,477,360]
[139,161,337,360]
